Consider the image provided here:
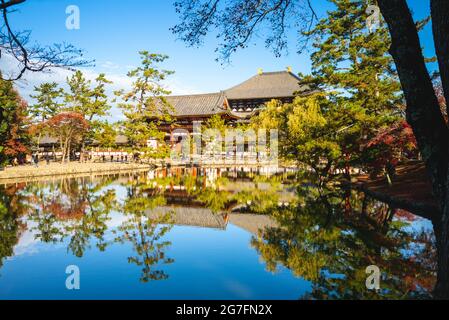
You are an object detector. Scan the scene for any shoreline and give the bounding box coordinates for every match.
[0,162,155,185]
[353,162,439,221]
[3,161,436,222]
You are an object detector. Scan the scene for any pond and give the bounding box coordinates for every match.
[0,167,436,300]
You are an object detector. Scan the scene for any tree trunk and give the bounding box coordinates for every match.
[377,0,448,202]
[431,0,449,116]
[377,0,449,298]
[59,138,65,163]
[67,140,71,163]
[36,132,42,155]
[433,217,449,298]
[80,140,85,163]
[431,0,449,298]
[52,144,56,162]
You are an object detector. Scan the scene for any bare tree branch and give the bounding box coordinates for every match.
[0,0,25,10]
[0,0,93,81]
[171,0,318,62]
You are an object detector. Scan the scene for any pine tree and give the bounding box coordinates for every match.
[303,0,403,173]
[116,51,174,159]
[65,71,112,122]
[65,71,92,116]
[91,122,117,149]
[30,82,63,122]
[65,71,113,159]
[29,82,64,149]
[252,0,405,181]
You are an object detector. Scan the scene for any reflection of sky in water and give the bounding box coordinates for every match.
[0,178,311,299]
[396,216,433,233]
[0,173,435,300]
[394,215,435,260]
[12,183,129,259]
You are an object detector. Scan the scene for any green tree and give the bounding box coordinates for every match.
[307,1,402,111]
[91,122,117,149]
[65,71,113,159]
[29,82,64,149]
[30,82,63,122]
[65,71,92,116]
[251,1,403,183]
[204,114,228,136]
[116,51,175,160]
[304,0,403,174]
[252,95,342,185]
[87,74,113,121]
[88,74,115,150]
[66,72,112,121]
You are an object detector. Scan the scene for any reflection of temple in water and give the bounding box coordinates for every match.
[146,166,296,187]
[146,206,277,235]
[141,166,289,234]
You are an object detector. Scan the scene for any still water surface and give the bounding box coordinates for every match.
[0,167,436,299]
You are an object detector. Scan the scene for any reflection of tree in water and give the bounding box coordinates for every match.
[0,169,438,296]
[230,176,285,214]
[114,178,174,282]
[251,186,436,299]
[0,200,17,272]
[66,178,117,256]
[136,168,289,215]
[0,184,30,273]
[185,174,285,214]
[26,177,117,257]
[0,174,174,283]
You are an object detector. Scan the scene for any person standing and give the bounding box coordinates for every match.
[33,154,39,167]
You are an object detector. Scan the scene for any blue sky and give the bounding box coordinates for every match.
[0,0,436,120]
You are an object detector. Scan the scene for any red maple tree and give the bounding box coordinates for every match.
[2,92,30,163]
[364,120,418,178]
[44,112,89,163]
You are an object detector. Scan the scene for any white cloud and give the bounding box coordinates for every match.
[100,61,120,70]
[0,55,201,122]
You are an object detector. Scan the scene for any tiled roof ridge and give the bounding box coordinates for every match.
[167,91,224,98]
[225,71,300,91]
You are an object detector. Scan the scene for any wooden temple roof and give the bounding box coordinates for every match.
[165,92,228,117]
[163,70,310,119]
[146,206,228,229]
[224,71,309,100]
[145,206,278,234]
